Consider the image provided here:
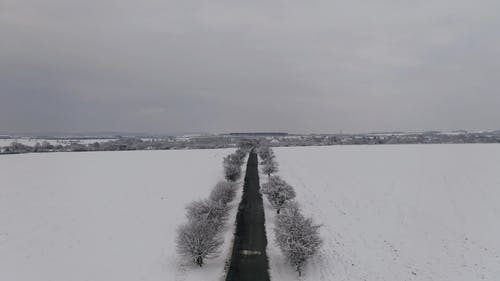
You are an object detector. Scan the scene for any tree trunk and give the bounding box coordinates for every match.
[195,256,203,267]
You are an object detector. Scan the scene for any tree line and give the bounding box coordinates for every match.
[5,131,499,155]
[258,145,322,277]
[175,145,248,267]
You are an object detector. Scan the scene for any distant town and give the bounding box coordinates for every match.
[1,130,500,155]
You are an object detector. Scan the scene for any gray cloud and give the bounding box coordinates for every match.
[1,0,500,134]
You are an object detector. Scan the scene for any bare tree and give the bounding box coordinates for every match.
[185,199,229,230]
[176,219,223,267]
[210,181,236,205]
[257,145,273,161]
[274,203,322,276]
[238,138,259,152]
[223,154,242,181]
[261,157,278,177]
[233,148,247,164]
[257,145,278,177]
[261,176,295,214]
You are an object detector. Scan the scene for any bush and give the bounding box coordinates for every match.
[274,203,322,276]
[210,181,236,205]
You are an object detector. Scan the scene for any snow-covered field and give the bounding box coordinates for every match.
[2,144,499,281]
[0,149,240,281]
[268,144,500,281]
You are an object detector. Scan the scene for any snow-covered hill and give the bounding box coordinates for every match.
[269,144,500,281]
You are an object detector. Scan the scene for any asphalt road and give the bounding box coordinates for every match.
[225,151,271,281]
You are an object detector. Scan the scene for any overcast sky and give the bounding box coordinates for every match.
[1,0,500,134]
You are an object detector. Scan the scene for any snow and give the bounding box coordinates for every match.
[0,149,241,281]
[2,144,499,281]
[267,144,500,281]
